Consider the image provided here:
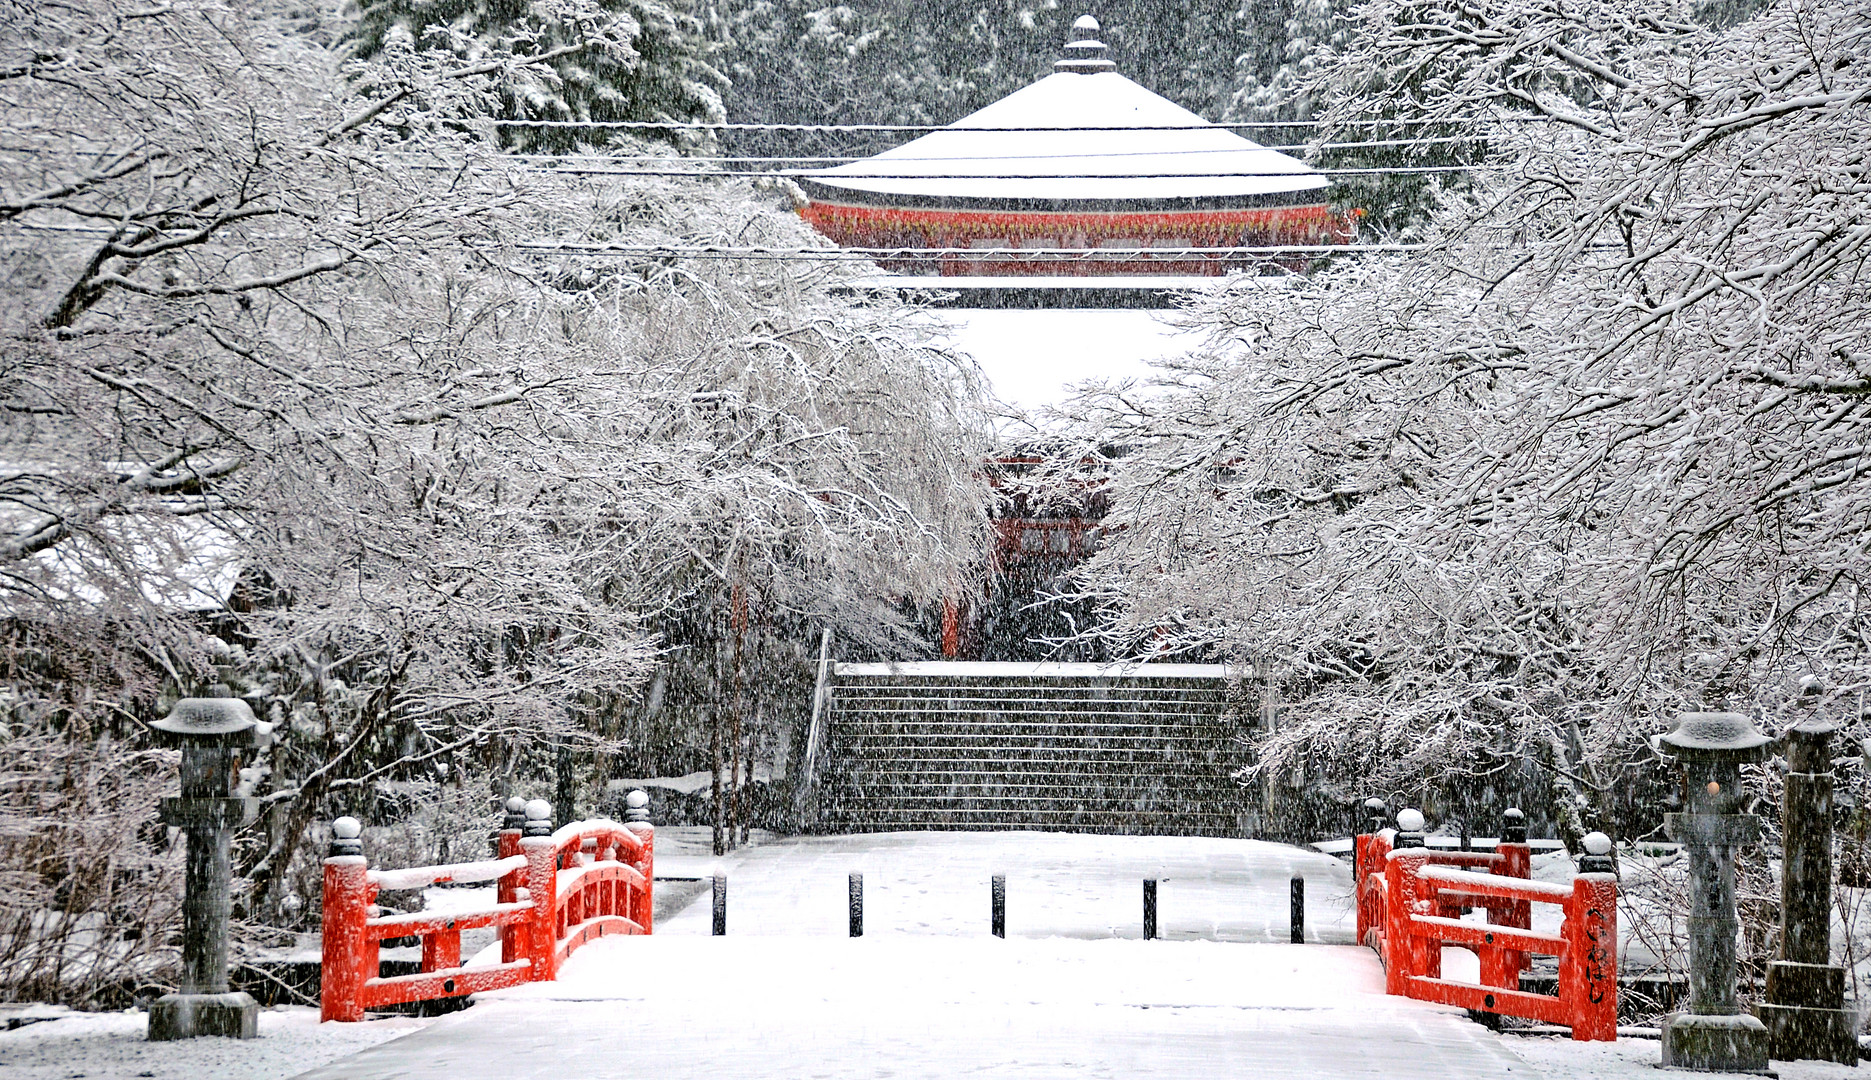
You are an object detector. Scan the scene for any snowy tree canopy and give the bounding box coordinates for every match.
[1056,0,1871,829]
[0,0,990,993]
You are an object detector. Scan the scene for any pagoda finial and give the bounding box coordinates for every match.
[1055,13,1115,73]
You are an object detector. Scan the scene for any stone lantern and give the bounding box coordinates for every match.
[1657,711,1773,1073]
[1755,719,1858,1063]
[147,697,271,1041]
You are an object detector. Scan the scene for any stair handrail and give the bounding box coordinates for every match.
[795,627,833,822]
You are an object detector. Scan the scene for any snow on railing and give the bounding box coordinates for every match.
[366,855,527,892]
[320,791,654,1022]
[1354,807,1617,1041]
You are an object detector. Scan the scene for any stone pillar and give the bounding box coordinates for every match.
[148,697,270,1041]
[1658,711,1773,1073]
[1755,720,1858,1064]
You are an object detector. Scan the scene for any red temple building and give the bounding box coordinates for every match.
[795,17,1356,658]
[797,15,1351,278]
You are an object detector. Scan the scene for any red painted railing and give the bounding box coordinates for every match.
[1355,812,1617,1041]
[320,795,653,1022]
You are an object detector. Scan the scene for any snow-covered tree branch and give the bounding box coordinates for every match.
[1054,0,1870,835]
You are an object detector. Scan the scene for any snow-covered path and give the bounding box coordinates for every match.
[291,832,1540,1080]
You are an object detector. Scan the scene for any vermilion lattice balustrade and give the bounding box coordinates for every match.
[1356,810,1618,1041]
[320,795,653,1022]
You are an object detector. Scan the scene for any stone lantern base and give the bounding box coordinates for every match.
[148,990,258,1041]
[1661,1012,1772,1073]
[1754,961,1860,1065]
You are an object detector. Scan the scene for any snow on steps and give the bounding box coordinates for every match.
[819,661,1248,835]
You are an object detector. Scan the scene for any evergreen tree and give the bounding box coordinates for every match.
[349,0,725,151]
[710,0,1250,160]
[1226,0,1342,126]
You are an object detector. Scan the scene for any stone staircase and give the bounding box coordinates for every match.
[817,662,1250,835]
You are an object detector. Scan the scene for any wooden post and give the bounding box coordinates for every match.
[1290,876,1304,944]
[520,800,560,981]
[849,873,864,937]
[319,818,371,1023]
[729,581,748,852]
[1567,837,1619,1042]
[497,797,525,963]
[991,874,1006,938]
[1143,879,1157,940]
[1386,809,1429,993]
[712,875,727,936]
[625,789,655,933]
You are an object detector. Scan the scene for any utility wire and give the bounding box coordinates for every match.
[486,117,1545,133]
[499,165,1499,179]
[493,135,1487,166]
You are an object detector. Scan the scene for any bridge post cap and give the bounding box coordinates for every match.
[1576,830,1617,875]
[625,789,649,809]
[1503,807,1524,821]
[523,799,554,836]
[328,816,364,857]
[1396,808,1425,832]
[1364,797,1387,810]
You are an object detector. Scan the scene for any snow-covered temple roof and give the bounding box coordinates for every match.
[802,19,1328,205]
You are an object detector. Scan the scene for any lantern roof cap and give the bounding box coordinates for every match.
[151,696,262,744]
[1657,711,1772,761]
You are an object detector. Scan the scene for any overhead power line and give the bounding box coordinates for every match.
[498,165,1501,180]
[494,136,1488,167]
[486,118,1546,133]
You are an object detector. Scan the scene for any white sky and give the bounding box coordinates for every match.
[929,306,1210,422]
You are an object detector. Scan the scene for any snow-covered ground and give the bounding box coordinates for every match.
[285,830,1867,1080]
[0,1004,429,1080]
[7,831,1865,1080]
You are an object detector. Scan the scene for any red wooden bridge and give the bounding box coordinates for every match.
[320,794,654,1022]
[1355,808,1619,1040]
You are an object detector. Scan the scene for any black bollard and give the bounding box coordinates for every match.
[991,874,1006,938]
[849,872,864,937]
[1143,878,1157,940]
[1290,876,1305,943]
[712,874,727,936]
